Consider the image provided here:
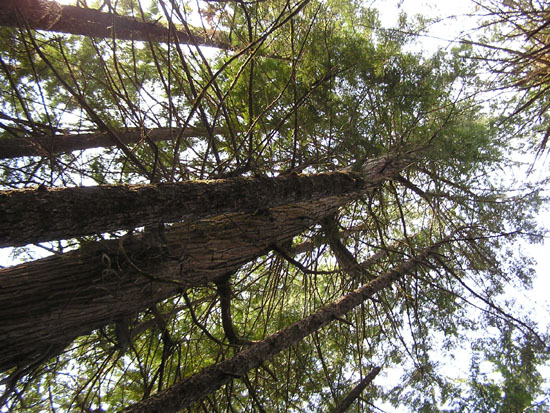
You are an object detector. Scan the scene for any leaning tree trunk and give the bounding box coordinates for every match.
[0,153,412,247]
[0,126,218,159]
[121,242,446,412]
[0,154,413,374]
[331,366,381,413]
[0,0,230,49]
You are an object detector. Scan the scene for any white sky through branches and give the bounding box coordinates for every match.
[374,0,550,408]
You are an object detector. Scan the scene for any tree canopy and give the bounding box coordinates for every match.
[0,0,548,411]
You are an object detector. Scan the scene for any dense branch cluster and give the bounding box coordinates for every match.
[0,0,548,411]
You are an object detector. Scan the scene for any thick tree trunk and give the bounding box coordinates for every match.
[0,154,413,374]
[0,126,217,159]
[0,0,230,49]
[121,243,444,412]
[0,154,410,247]
[331,366,381,413]
[0,197,341,373]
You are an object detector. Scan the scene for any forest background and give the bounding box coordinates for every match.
[0,0,549,411]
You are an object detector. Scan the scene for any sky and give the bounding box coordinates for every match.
[375,0,550,313]
[372,0,550,408]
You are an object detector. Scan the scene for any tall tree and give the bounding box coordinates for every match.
[123,239,449,412]
[0,152,409,374]
[0,0,231,49]
[0,0,547,410]
[0,126,216,159]
[0,153,412,246]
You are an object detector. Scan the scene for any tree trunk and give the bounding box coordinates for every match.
[331,366,381,413]
[0,198,336,373]
[0,154,413,374]
[322,215,368,279]
[0,0,230,49]
[0,154,411,247]
[121,242,444,412]
[0,126,218,159]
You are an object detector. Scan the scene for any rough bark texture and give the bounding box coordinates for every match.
[331,366,381,413]
[0,126,217,159]
[0,154,408,247]
[121,244,442,412]
[0,154,411,373]
[0,197,342,373]
[0,0,230,49]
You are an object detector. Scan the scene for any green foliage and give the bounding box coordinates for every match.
[473,0,550,155]
[0,0,548,411]
[453,321,550,412]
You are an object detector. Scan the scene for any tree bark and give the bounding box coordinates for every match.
[121,242,444,412]
[322,215,367,279]
[0,154,411,247]
[0,154,413,374]
[331,366,381,413]
[0,197,338,374]
[0,0,231,49]
[0,126,219,159]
